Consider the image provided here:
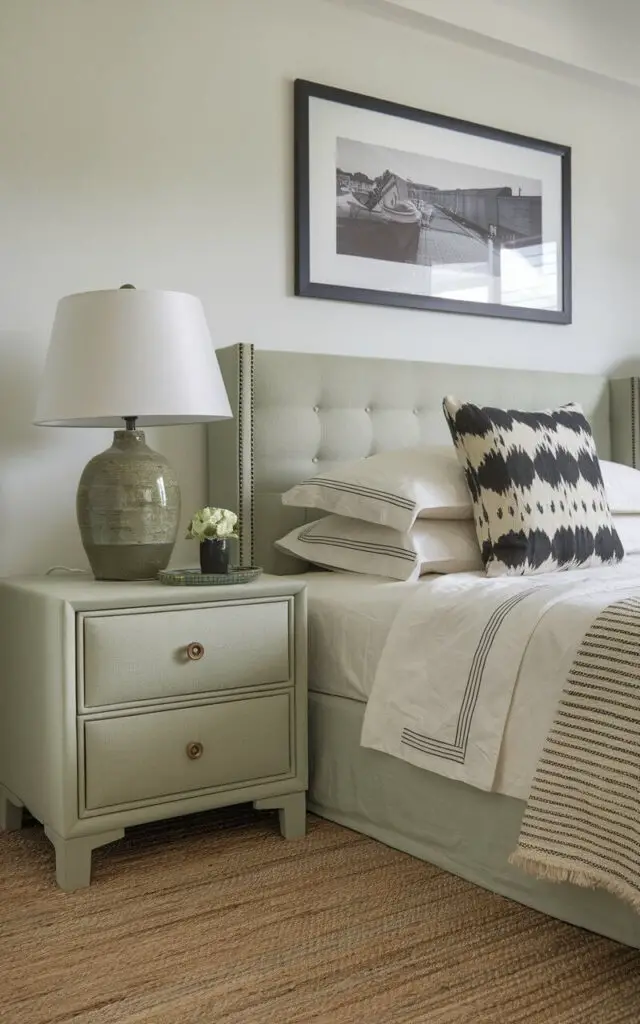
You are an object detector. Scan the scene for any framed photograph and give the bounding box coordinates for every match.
[294,80,571,324]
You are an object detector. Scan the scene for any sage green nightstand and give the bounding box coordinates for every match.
[0,574,307,890]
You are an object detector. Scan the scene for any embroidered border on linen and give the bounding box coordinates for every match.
[293,478,415,513]
[297,523,415,564]
[401,588,539,763]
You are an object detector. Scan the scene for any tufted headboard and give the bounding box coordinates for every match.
[207,344,620,574]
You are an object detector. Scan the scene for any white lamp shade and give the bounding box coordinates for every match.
[34,289,233,427]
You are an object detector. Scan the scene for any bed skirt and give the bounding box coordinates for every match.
[308,691,640,949]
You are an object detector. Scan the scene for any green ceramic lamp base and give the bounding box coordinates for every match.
[83,542,176,582]
[76,425,180,581]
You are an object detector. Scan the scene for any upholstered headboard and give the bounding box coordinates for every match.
[207,344,627,575]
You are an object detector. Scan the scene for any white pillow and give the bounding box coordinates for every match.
[281,446,473,533]
[601,461,640,514]
[275,515,483,581]
[613,515,640,554]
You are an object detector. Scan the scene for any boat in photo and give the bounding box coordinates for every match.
[336,169,421,265]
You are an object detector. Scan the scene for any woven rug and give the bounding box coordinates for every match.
[1,807,638,1024]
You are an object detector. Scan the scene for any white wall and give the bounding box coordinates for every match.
[1,0,639,574]
[352,0,640,89]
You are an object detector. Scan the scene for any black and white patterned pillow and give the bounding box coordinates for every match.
[442,397,624,576]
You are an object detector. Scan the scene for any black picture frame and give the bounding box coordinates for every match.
[294,79,572,324]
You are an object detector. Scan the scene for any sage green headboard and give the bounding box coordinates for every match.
[208,344,620,575]
[610,378,640,470]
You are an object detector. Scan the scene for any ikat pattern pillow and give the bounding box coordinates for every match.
[442,397,624,577]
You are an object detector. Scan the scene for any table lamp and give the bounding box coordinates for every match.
[34,287,232,581]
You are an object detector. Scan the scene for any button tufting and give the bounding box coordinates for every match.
[313,405,320,413]
[364,406,371,414]
[312,456,319,463]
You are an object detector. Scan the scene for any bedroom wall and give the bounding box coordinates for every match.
[347,0,640,89]
[1,0,640,574]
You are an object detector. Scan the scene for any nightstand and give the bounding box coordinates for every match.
[0,574,307,890]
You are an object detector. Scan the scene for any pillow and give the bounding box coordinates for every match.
[275,516,483,581]
[601,460,640,514]
[442,397,624,577]
[281,446,473,533]
[613,515,640,554]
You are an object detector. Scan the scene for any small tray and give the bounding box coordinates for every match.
[158,566,263,587]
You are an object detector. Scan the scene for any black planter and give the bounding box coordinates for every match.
[200,538,230,574]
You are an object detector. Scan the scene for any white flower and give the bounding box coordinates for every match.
[185,506,239,541]
[191,520,207,539]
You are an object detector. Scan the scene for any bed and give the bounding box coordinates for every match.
[208,343,640,948]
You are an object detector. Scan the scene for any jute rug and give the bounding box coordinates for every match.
[1,807,638,1024]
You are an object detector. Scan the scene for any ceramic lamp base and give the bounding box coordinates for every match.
[76,428,180,581]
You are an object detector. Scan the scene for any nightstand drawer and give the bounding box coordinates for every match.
[81,600,290,707]
[82,693,292,811]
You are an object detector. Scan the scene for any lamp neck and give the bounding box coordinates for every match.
[112,428,147,449]
[123,416,137,431]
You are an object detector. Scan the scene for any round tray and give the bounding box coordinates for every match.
[158,566,263,587]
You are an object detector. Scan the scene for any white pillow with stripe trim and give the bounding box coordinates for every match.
[275,515,483,581]
[281,446,472,533]
[601,461,640,514]
[613,515,640,553]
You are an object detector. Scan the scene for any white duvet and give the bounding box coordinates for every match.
[361,557,640,800]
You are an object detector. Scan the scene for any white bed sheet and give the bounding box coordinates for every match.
[298,571,421,702]
[298,562,640,801]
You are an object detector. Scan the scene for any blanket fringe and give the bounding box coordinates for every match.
[509,848,640,915]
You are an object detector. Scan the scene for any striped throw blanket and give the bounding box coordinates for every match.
[511,596,640,912]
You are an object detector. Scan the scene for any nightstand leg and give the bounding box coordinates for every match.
[44,826,125,891]
[254,792,306,839]
[0,785,24,832]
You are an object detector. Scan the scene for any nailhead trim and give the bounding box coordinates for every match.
[631,377,637,469]
[236,344,255,567]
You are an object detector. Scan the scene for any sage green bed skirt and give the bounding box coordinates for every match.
[308,691,640,949]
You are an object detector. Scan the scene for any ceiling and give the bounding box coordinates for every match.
[327,0,640,91]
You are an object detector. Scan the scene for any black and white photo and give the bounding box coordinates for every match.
[295,81,571,323]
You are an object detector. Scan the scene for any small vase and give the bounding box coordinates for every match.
[200,538,230,575]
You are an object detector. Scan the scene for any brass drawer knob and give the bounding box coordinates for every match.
[186,641,205,661]
[186,741,204,760]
